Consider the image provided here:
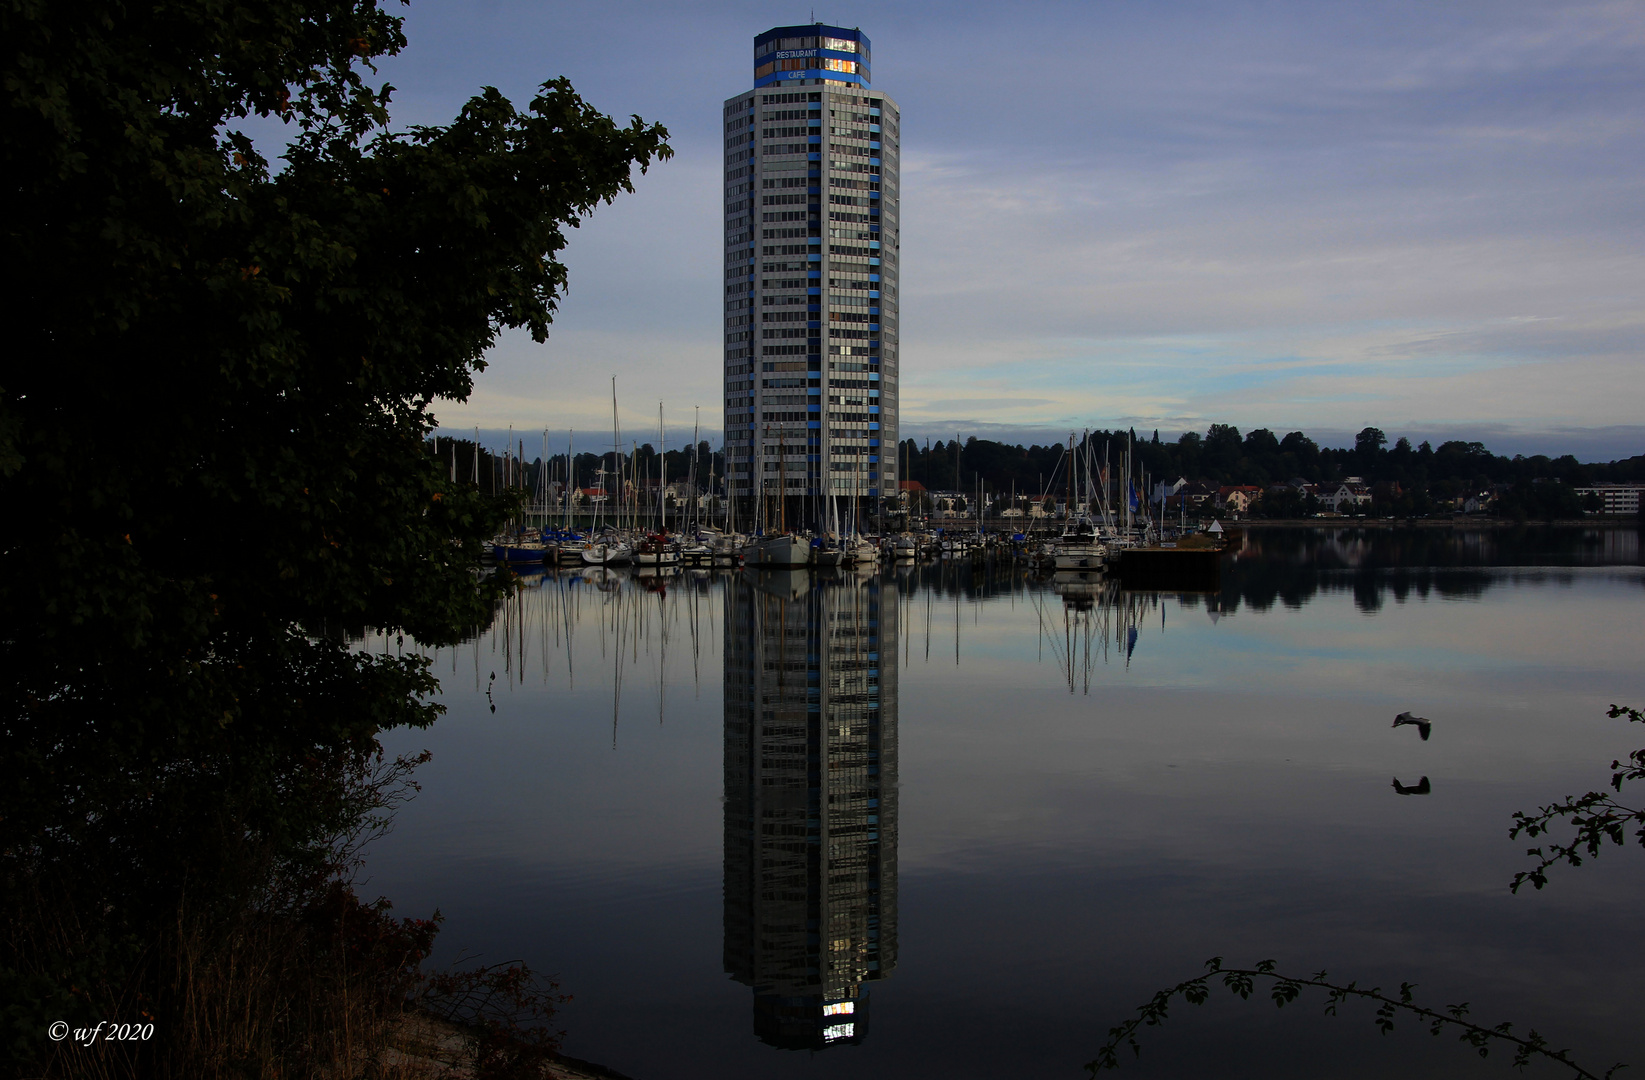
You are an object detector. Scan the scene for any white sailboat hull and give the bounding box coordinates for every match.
[582,543,633,566]
[1053,544,1107,570]
[746,535,811,569]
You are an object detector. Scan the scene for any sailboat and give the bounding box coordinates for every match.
[633,531,681,569]
[1040,432,1105,570]
[583,528,633,566]
[747,532,810,569]
[746,426,810,569]
[1052,512,1106,570]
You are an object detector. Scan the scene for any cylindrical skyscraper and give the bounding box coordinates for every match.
[722,24,900,528]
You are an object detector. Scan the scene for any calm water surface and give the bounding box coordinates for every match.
[367,526,1645,1078]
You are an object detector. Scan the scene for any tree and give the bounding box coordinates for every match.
[1353,426,1388,478]
[1355,427,1388,455]
[1202,424,1243,480]
[0,0,669,1072]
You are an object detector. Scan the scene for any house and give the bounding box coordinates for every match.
[1316,482,1372,512]
[1461,491,1492,513]
[1151,476,1189,503]
[1214,485,1264,513]
[1164,482,1216,512]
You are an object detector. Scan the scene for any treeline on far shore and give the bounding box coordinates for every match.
[895,426,1645,520]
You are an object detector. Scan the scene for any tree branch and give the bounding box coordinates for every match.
[1087,958,1623,1078]
[1509,705,1645,892]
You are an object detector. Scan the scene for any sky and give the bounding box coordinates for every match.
[315,0,1644,458]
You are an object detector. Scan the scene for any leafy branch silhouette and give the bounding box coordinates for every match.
[1092,705,1643,1074]
[1510,704,1645,892]
[1086,958,1622,1078]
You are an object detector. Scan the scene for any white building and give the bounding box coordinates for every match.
[723,23,900,523]
[1573,483,1644,516]
[1314,482,1372,512]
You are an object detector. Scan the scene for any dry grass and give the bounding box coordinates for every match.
[31,880,437,1080]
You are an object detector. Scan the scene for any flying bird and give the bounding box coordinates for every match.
[1393,711,1432,741]
[1391,775,1431,796]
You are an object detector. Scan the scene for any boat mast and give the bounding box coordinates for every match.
[1066,432,1074,523]
[1126,429,1134,535]
[778,426,787,534]
[610,376,621,532]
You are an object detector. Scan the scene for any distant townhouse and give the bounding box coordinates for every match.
[1315,482,1372,513]
[1151,476,1189,504]
[1166,482,1215,511]
[1214,485,1264,513]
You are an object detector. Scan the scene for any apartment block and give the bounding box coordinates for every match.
[722,23,900,517]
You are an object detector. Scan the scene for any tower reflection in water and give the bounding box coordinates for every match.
[723,570,898,1049]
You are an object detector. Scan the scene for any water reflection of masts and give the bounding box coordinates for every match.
[1029,579,1171,694]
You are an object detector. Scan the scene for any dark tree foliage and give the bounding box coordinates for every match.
[0,0,669,1071]
[1511,705,1645,893]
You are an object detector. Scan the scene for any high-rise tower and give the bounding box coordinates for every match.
[722,24,900,525]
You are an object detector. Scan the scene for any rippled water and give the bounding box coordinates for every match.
[365,526,1645,1078]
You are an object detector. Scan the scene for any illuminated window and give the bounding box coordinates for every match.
[823,1023,854,1042]
[821,1001,855,1016]
[821,37,857,52]
[822,58,857,73]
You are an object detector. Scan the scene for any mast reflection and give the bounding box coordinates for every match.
[723,570,898,1049]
